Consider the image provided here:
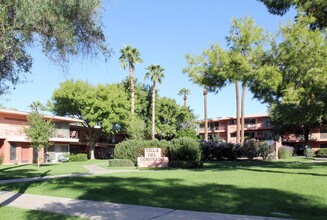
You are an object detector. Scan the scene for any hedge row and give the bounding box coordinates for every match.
[114,139,171,165]
[317,148,327,156]
[68,154,88,162]
[108,159,135,167]
[278,146,294,159]
[201,140,275,161]
[114,137,202,167]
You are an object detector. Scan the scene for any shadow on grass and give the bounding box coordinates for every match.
[0,164,59,180]
[199,160,327,172]
[2,175,325,219]
[0,164,29,172]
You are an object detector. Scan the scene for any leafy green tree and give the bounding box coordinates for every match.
[225,17,267,144]
[251,15,327,145]
[51,80,131,159]
[126,116,147,140]
[0,0,109,95]
[175,106,198,139]
[145,64,165,139]
[258,0,327,29]
[178,88,191,107]
[24,111,55,167]
[184,17,267,144]
[51,80,98,159]
[184,48,227,141]
[119,45,143,115]
[94,83,130,134]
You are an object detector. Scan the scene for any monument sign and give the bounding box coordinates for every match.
[137,148,169,167]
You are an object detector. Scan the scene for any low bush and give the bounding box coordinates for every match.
[108,159,135,167]
[258,141,275,160]
[278,146,294,159]
[168,160,203,168]
[69,154,88,162]
[0,156,2,165]
[243,139,259,160]
[200,141,243,161]
[304,148,314,158]
[114,139,171,164]
[317,148,327,156]
[170,137,201,161]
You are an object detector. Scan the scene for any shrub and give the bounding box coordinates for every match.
[278,146,294,159]
[114,139,171,165]
[168,160,203,168]
[243,139,259,160]
[317,148,327,156]
[0,154,3,165]
[69,154,88,162]
[304,148,314,158]
[258,141,275,160]
[170,137,201,161]
[200,141,243,161]
[108,159,135,167]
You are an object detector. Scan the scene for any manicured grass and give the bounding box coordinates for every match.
[0,159,104,180]
[0,206,86,220]
[1,158,327,219]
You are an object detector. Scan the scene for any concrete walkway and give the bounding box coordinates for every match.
[0,163,141,185]
[0,191,286,220]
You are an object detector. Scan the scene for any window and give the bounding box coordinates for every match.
[230,132,236,138]
[245,118,256,125]
[320,144,327,148]
[229,119,236,125]
[265,118,272,127]
[10,143,17,160]
[209,122,219,130]
[245,131,256,139]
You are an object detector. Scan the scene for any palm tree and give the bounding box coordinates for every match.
[203,87,208,141]
[178,88,191,107]
[145,64,165,140]
[119,45,143,115]
[29,101,43,112]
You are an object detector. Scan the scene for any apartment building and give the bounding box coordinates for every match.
[198,114,274,143]
[198,113,327,152]
[0,109,82,164]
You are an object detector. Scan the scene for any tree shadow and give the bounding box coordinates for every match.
[6,175,323,220]
[238,167,327,177]
[0,170,48,207]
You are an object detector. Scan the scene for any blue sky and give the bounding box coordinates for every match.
[3,0,294,119]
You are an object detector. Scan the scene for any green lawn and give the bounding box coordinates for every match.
[1,158,326,219]
[0,160,104,180]
[0,206,86,220]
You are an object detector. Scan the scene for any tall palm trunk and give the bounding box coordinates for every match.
[129,65,135,115]
[183,95,187,107]
[151,82,156,139]
[235,81,240,143]
[203,88,208,141]
[241,83,246,145]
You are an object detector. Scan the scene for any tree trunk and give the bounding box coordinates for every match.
[87,127,95,159]
[241,83,246,145]
[304,127,310,147]
[89,146,95,160]
[183,95,187,107]
[129,65,135,115]
[151,82,156,140]
[203,88,208,141]
[235,82,240,143]
[37,149,40,167]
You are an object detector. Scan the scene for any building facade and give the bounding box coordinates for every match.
[0,109,82,164]
[198,114,274,143]
[197,113,327,153]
